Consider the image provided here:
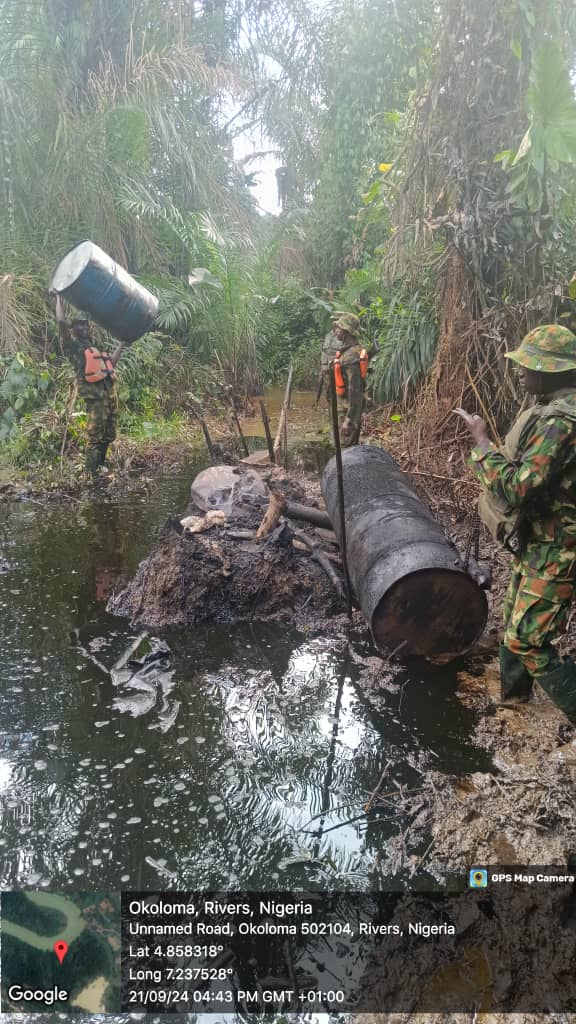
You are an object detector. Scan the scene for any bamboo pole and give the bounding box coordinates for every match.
[329,367,353,619]
[273,363,293,464]
[259,399,275,464]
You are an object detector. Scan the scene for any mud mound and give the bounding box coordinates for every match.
[109,467,343,629]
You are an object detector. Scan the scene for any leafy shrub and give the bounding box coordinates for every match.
[257,280,330,386]
[364,294,437,406]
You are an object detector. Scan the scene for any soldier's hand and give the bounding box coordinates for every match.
[453,408,489,446]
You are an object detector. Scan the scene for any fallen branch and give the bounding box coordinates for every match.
[291,527,344,599]
[255,490,287,541]
[314,527,338,545]
[227,529,255,541]
[407,469,473,485]
[364,759,394,813]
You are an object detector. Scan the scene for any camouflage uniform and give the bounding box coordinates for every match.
[470,325,576,715]
[323,312,365,447]
[60,324,118,472]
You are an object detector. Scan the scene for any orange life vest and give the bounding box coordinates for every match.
[333,348,369,396]
[333,351,346,397]
[84,346,116,384]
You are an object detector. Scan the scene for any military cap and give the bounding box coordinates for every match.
[331,311,361,336]
[505,324,576,373]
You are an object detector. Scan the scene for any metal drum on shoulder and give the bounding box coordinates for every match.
[51,241,159,344]
[321,445,488,659]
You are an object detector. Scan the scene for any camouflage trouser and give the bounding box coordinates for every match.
[502,561,574,676]
[83,383,118,471]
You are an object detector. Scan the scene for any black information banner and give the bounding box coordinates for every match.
[121,876,576,1013]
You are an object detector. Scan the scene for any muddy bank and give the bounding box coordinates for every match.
[352,643,576,872]
[109,465,346,631]
[351,876,575,1011]
[0,433,236,505]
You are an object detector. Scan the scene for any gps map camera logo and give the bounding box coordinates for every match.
[469,868,488,888]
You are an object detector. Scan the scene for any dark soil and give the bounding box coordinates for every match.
[108,466,345,631]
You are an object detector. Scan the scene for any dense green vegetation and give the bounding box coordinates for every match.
[2,0,576,473]
[1,892,67,937]
[2,930,115,1010]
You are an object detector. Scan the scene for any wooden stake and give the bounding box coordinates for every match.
[230,406,250,458]
[273,364,293,464]
[259,399,275,464]
[329,366,353,619]
[188,395,216,464]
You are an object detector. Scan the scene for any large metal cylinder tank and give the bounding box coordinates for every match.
[321,445,488,658]
[51,241,159,344]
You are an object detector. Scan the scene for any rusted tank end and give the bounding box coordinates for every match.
[372,567,488,657]
[321,445,488,659]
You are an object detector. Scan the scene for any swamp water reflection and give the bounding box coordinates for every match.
[0,451,491,894]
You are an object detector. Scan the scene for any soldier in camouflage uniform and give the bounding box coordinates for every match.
[320,312,366,447]
[456,325,576,721]
[55,295,124,474]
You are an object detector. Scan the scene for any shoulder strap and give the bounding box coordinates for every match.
[503,408,541,460]
[539,394,576,423]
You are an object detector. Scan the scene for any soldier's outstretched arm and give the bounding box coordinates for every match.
[53,294,71,344]
[110,342,125,367]
[470,415,574,507]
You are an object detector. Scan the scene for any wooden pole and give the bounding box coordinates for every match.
[188,395,216,464]
[259,399,275,464]
[329,365,353,618]
[285,501,332,529]
[273,363,293,464]
[231,406,250,458]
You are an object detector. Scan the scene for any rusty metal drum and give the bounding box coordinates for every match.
[322,445,488,658]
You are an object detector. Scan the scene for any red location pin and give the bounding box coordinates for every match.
[54,940,68,965]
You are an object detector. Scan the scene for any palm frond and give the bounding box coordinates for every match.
[369,295,438,406]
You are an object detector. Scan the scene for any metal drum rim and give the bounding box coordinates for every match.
[50,240,95,292]
[360,545,471,618]
[370,565,489,656]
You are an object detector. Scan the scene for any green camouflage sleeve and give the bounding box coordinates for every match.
[469,415,574,507]
[58,325,85,379]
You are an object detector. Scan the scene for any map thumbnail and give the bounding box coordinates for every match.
[1,891,121,1012]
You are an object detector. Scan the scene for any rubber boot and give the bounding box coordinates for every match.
[499,643,534,704]
[85,446,102,476]
[85,443,108,476]
[537,659,576,723]
[97,443,110,473]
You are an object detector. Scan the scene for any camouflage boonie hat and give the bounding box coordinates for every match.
[332,311,361,336]
[504,324,576,373]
